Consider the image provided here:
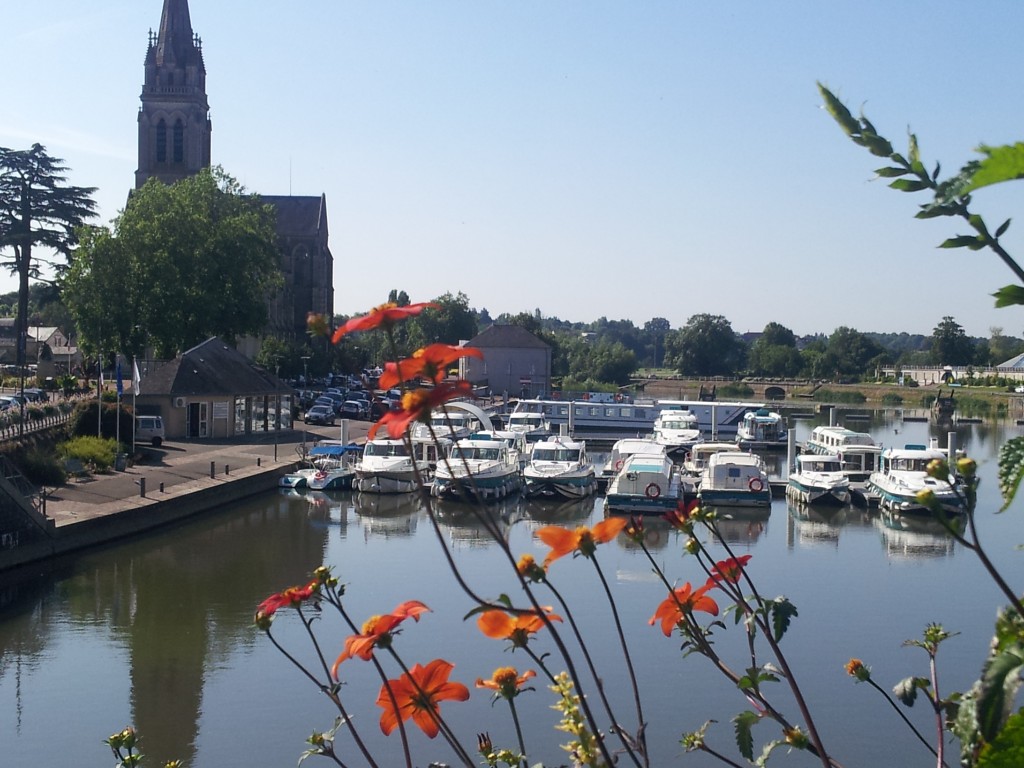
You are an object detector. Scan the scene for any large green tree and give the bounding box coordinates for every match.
[929,315,976,365]
[664,313,743,376]
[747,321,802,377]
[64,167,281,359]
[0,144,96,371]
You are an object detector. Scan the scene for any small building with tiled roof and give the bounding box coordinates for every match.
[136,337,292,439]
[460,325,551,399]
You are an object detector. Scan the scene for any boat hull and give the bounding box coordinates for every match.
[785,480,850,506]
[431,468,521,502]
[523,472,596,500]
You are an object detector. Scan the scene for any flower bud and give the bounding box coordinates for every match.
[684,537,700,555]
[925,458,949,480]
[956,456,977,478]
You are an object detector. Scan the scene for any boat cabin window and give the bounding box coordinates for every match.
[365,443,409,457]
[533,448,578,462]
[452,446,501,461]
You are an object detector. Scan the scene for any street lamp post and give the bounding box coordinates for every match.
[301,355,310,387]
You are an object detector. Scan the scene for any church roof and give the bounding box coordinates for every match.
[147,0,204,71]
[465,325,549,350]
[141,337,288,396]
[261,195,329,239]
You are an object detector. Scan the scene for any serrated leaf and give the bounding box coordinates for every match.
[960,143,1024,196]
[940,235,984,250]
[894,676,925,706]
[770,597,798,641]
[733,710,760,760]
[756,739,787,767]
[889,178,929,192]
[996,436,1024,510]
[992,285,1024,309]
[977,710,1024,768]
[977,645,1024,741]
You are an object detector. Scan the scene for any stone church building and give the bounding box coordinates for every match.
[135,0,333,357]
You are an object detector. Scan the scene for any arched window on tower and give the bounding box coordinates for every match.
[173,119,184,163]
[156,119,167,163]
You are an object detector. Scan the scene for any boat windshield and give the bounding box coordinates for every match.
[452,446,501,461]
[533,449,579,462]
[365,443,410,457]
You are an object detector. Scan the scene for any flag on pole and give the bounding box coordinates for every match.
[116,359,124,396]
[132,359,142,396]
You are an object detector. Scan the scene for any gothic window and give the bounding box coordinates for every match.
[156,119,167,163]
[173,119,184,163]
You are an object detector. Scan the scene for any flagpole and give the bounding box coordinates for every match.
[132,357,139,455]
[116,356,122,448]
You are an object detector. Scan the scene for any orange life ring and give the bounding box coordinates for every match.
[615,459,624,471]
[748,476,765,493]
[645,482,661,499]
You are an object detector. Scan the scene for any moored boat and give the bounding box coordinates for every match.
[354,437,432,494]
[505,410,553,442]
[786,453,851,506]
[866,441,965,516]
[431,435,522,502]
[523,435,597,499]
[604,451,681,515]
[598,437,666,490]
[734,408,788,450]
[698,451,772,508]
[803,425,882,482]
[679,442,746,499]
[651,409,704,458]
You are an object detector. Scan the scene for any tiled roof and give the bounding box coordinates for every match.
[465,325,549,350]
[261,195,328,239]
[141,337,289,396]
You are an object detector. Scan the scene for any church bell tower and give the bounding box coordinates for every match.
[135,0,212,189]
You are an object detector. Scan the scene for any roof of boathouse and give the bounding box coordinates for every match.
[465,324,549,350]
[141,337,289,397]
[997,352,1024,369]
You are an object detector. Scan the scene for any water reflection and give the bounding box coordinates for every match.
[432,496,522,547]
[874,510,961,560]
[710,505,771,543]
[519,495,597,528]
[786,501,848,548]
[304,490,350,529]
[352,491,424,539]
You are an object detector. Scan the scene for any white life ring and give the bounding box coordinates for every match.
[614,459,624,471]
[645,482,661,499]
[748,476,765,493]
[314,471,327,480]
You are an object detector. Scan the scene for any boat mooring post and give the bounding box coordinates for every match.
[786,423,797,477]
[948,431,957,464]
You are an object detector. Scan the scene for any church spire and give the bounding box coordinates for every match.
[135,0,211,189]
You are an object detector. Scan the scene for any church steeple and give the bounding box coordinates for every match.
[135,0,212,189]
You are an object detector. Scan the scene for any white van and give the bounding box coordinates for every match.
[135,415,165,446]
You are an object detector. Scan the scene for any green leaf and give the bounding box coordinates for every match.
[770,596,798,641]
[995,219,1011,238]
[940,235,985,250]
[977,710,1024,768]
[889,178,930,192]
[756,739,787,767]
[863,132,895,157]
[733,710,760,760]
[976,644,1024,741]
[992,285,1024,309]
[875,166,910,178]
[894,676,928,706]
[996,436,1024,510]
[961,143,1024,196]
[817,83,861,137]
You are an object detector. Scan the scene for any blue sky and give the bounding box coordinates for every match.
[5,1,1024,339]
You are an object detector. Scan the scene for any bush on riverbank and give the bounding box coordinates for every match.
[67,400,134,443]
[59,436,120,472]
[0,432,67,485]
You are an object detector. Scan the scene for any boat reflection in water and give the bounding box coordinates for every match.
[519,494,597,530]
[705,504,771,544]
[875,509,962,560]
[303,490,350,529]
[431,495,523,547]
[353,490,425,540]
[786,501,848,548]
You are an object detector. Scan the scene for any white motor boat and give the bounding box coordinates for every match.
[698,451,772,508]
[652,409,704,458]
[604,451,681,515]
[866,441,965,516]
[803,425,882,482]
[786,453,851,506]
[598,437,666,490]
[523,435,597,499]
[354,437,432,494]
[432,436,522,502]
[735,408,788,450]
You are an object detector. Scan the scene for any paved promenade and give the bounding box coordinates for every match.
[40,421,370,530]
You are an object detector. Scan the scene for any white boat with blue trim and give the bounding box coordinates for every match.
[866,441,965,516]
[431,435,522,502]
[652,409,704,458]
[735,408,788,450]
[523,435,597,499]
[354,437,432,494]
[604,451,681,515]
[786,453,851,506]
[698,451,771,508]
[803,425,882,482]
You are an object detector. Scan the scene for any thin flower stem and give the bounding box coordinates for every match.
[697,743,748,768]
[863,678,944,764]
[590,553,648,766]
[507,698,529,768]
[929,653,945,768]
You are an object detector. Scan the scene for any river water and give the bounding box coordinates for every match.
[0,412,1020,767]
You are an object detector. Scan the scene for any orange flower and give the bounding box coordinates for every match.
[709,555,752,585]
[649,582,719,636]
[663,499,700,530]
[379,344,484,389]
[368,381,473,439]
[306,312,330,337]
[535,517,628,567]
[476,667,536,700]
[477,607,562,647]
[331,301,438,343]
[516,553,546,582]
[255,580,318,621]
[376,658,469,738]
[332,600,429,676]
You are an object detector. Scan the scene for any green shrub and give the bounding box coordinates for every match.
[21,450,67,485]
[880,393,904,405]
[60,435,119,472]
[67,400,134,441]
[717,382,755,398]
[812,388,867,404]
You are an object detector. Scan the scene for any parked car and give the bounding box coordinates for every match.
[304,404,337,426]
[135,415,165,447]
[338,400,367,420]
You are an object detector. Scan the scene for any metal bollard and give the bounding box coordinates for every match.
[257,457,261,467]
[160,482,164,493]
[225,464,230,475]
[210,461,216,478]
[139,478,146,498]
